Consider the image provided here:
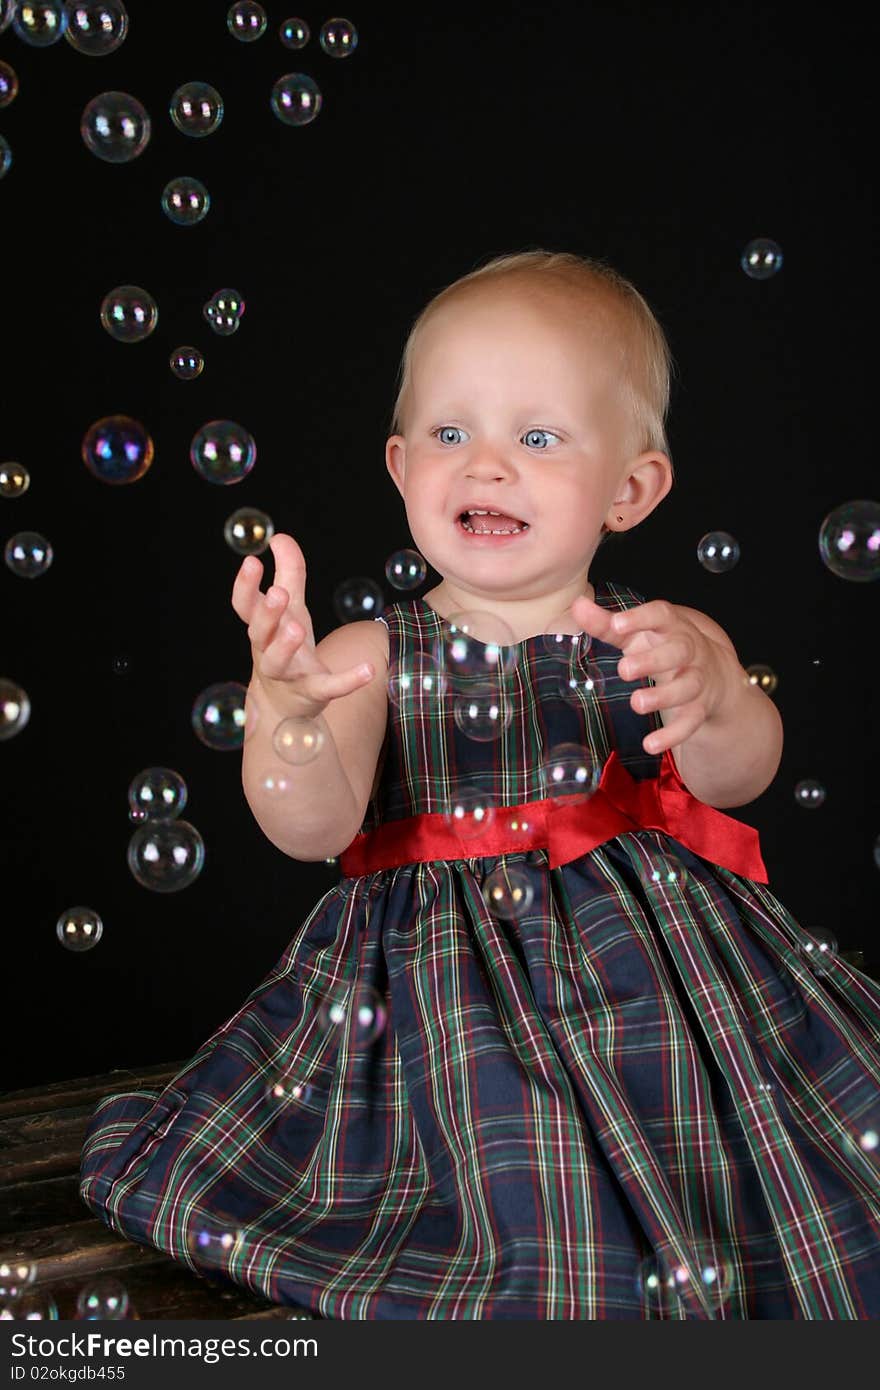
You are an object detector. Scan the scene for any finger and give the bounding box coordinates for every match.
[631,669,704,715]
[231,553,264,623]
[293,661,375,706]
[610,598,674,638]
[643,703,706,755]
[269,533,308,612]
[569,594,618,640]
[248,585,295,651]
[619,635,694,682]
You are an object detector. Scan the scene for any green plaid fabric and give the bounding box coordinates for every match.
[80,584,880,1318]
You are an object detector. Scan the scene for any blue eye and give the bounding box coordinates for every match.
[431,426,560,448]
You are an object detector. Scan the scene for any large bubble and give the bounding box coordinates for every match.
[56,906,104,952]
[223,506,274,555]
[80,91,151,162]
[0,678,31,740]
[12,2,68,46]
[128,767,188,820]
[191,681,250,749]
[127,819,205,892]
[270,73,322,126]
[279,17,309,48]
[82,415,154,484]
[99,285,158,343]
[4,532,53,578]
[169,81,224,137]
[319,17,358,57]
[65,2,129,56]
[161,175,211,225]
[818,499,880,582]
[169,345,204,379]
[203,287,245,335]
[0,60,19,109]
[190,420,256,484]
[227,1,266,41]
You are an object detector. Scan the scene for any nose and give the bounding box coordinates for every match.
[464,445,518,483]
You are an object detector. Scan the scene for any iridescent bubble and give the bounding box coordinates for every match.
[127,819,205,892]
[169,345,204,379]
[0,0,14,35]
[384,548,426,590]
[0,679,31,740]
[818,500,880,582]
[80,91,150,162]
[65,2,129,56]
[265,1072,314,1110]
[441,784,495,838]
[279,16,309,48]
[191,680,249,749]
[794,778,825,809]
[0,1290,58,1319]
[270,73,322,127]
[75,1277,129,1320]
[541,627,585,660]
[56,906,104,952]
[272,716,325,765]
[696,530,740,574]
[741,237,783,280]
[643,852,689,894]
[227,1,267,41]
[187,1218,244,1271]
[745,663,778,696]
[127,767,188,820]
[190,420,256,484]
[0,60,19,109]
[453,686,512,741]
[161,175,211,225]
[203,287,245,336]
[555,663,606,702]
[795,928,838,978]
[223,506,273,555]
[540,742,600,803]
[0,136,11,180]
[333,577,384,623]
[169,81,224,137]
[99,285,158,343]
[82,415,154,485]
[435,611,519,682]
[317,983,387,1046]
[319,17,358,57]
[0,462,29,498]
[12,1,68,46]
[387,652,447,708]
[4,532,53,578]
[482,864,534,920]
[0,1258,37,1300]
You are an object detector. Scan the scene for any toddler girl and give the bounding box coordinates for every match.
[80,250,880,1319]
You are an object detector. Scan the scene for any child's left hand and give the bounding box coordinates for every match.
[570,594,735,756]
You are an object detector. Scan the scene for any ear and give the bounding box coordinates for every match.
[386,435,406,498]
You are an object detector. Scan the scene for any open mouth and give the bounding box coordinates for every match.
[457,509,530,537]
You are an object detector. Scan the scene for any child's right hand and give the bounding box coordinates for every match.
[231,533,376,722]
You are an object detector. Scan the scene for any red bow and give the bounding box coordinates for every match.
[339,748,768,882]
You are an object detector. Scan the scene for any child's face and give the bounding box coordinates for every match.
[386,291,649,604]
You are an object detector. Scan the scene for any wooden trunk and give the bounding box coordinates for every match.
[0,1063,317,1320]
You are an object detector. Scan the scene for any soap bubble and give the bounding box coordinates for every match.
[818,500,880,582]
[190,420,256,484]
[0,61,19,109]
[191,680,249,749]
[75,1277,129,1320]
[227,1,266,41]
[128,767,188,820]
[0,1289,58,1319]
[99,285,157,343]
[161,175,211,225]
[265,1073,314,1110]
[441,784,495,838]
[0,136,11,179]
[741,237,783,280]
[270,73,322,126]
[12,2,68,46]
[0,1,14,35]
[169,345,204,379]
[0,461,30,498]
[272,716,325,765]
[794,778,825,809]
[795,928,838,977]
[0,679,31,740]
[317,983,387,1046]
[333,577,384,623]
[170,81,224,137]
[482,865,534,919]
[697,531,740,574]
[80,91,150,162]
[540,743,599,803]
[223,506,274,555]
[384,548,426,589]
[279,17,309,48]
[435,611,519,682]
[745,663,778,695]
[65,2,129,56]
[555,663,606,703]
[127,819,205,893]
[387,653,447,708]
[203,287,245,335]
[453,686,512,741]
[0,1259,37,1301]
[541,627,585,660]
[82,415,154,485]
[4,532,53,578]
[319,17,358,57]
[56,907,104,952]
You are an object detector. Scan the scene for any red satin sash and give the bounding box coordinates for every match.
[339,748,768,882]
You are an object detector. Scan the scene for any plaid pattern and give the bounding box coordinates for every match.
[80,585,880,1318]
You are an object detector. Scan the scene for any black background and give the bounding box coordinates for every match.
[1,1,876,1090]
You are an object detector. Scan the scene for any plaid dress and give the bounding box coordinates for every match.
[79,584,880,1319]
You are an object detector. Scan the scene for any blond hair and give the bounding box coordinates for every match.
[388,249,677,545]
